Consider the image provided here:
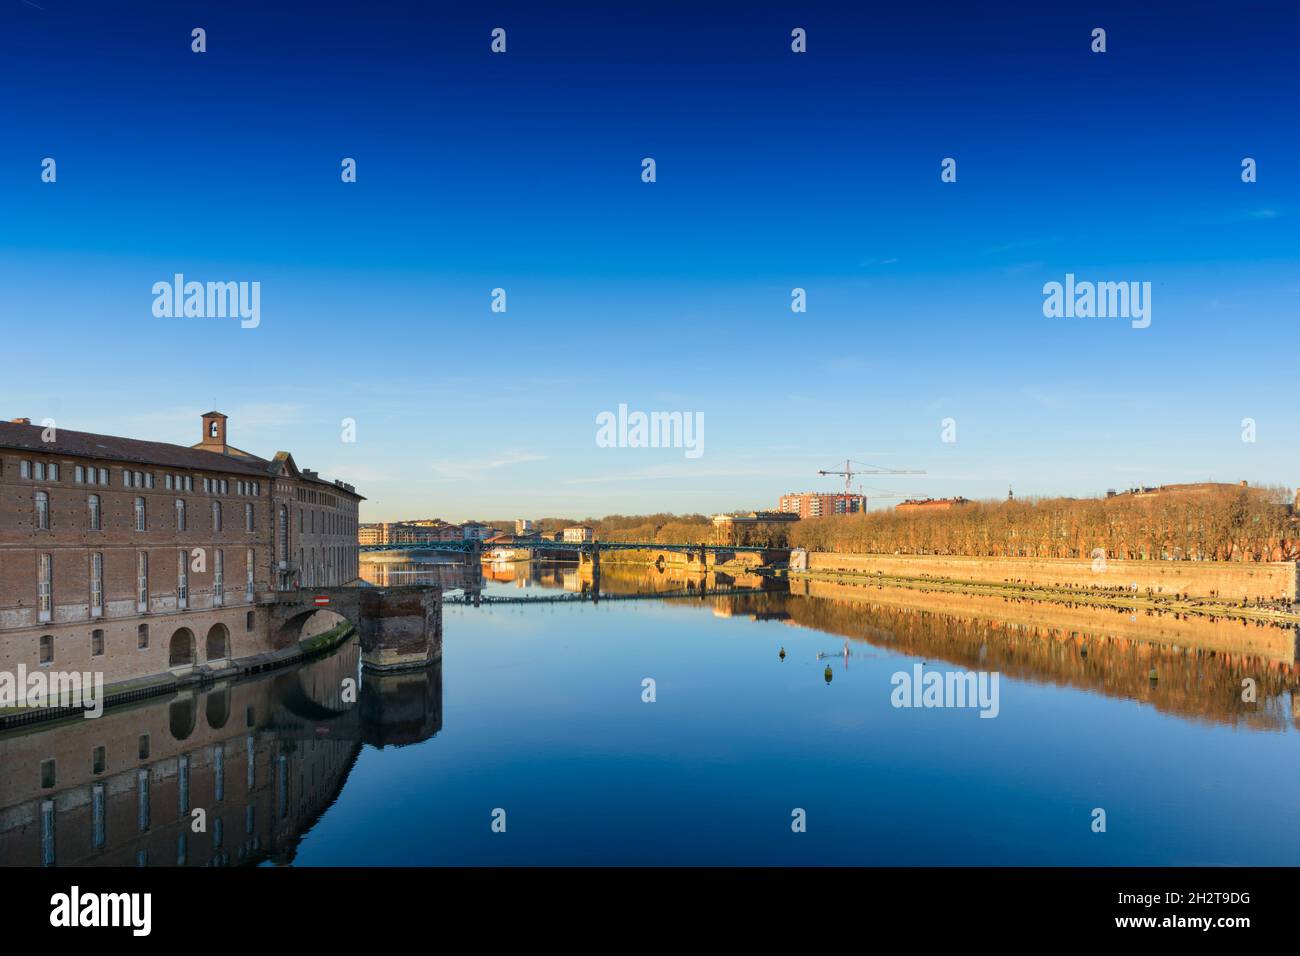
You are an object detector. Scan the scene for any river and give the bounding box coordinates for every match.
[4,555,1299,866]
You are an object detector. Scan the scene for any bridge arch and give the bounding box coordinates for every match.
[275,607,353,649]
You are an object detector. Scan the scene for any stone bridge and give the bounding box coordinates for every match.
[267,585,441,673]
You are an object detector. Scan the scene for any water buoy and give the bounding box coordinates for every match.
[779,647,786,660]
[824,665,833,685]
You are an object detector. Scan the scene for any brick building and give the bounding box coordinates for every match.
[0,411,361,688]
[778,492,866,519]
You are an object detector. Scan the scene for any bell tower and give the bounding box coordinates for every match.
[201,411,229,453]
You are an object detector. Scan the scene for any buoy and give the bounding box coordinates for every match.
[824,665,833,684]
[779,647,786,660]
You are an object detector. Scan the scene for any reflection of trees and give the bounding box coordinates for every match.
[773,585,1299,731]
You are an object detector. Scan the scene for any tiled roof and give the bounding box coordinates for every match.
[0,420,271,477]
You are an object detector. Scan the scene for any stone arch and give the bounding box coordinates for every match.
[168,627,196,669]
[275,607,351,650]
[205,623,230,664]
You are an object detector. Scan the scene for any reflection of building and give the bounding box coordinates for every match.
[0,636,442,866]
[561,526,594,543]
[778,492,865,518]
[0,411,362,688]
[895,497,970,513]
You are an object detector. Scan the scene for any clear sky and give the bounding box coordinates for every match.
[2,1,1297,522]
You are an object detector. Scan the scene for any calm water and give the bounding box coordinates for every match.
[6,557,1300,866]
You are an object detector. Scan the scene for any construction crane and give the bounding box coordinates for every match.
[818,459,926,495]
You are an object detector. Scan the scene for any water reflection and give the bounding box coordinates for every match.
[0,638,441,866]
[9,551,1300,867]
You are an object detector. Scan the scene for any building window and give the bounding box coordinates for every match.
[90,552,103,617]
[213,550,224,606]
[146,473,155,489]
[175,499,186,531]
[245,503,254,532]
[49,463,59,481]
[97,468,108,485]
[35,491,49,530]
[165,474,174,490]
[91,629,105,656]
[138,734,150,760]
[212,501,222,532]
[137,552,149,613]
[184,476,193,492]
[220,479,228,494]
[177,550,189,609]
[135,496,146,532]
[35,462,46,480]
[38,554,52,623]
[246,610,255,631]
[88,494,101,531]
[246,548,255,599]
[92,746,106,775]
[19,460,31,479]
[41,759,55,789]
[138,623,149,649]
[74,465,85,483]
[39,633,53,665]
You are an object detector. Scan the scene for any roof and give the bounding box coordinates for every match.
[0,420,268,477]
[0,419,366,499]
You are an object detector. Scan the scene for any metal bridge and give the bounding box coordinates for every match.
[359,539,771,555]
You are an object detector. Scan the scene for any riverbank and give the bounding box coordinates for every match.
[789,559,1300,625]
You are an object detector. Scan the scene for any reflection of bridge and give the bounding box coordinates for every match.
[445,585,773,606]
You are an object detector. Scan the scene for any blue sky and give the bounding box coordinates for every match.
[1,1,1297,521]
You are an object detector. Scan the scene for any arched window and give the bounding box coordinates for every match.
[245,503,254,532]
[88,494,101,531]
[212,500,222,532]
[175,499,186,531]
[35,491,49,531]
[135,496,146,531]
[39,634,53,665]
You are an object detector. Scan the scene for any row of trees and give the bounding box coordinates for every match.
[787,486,1300,561]
[484,486,1300,561]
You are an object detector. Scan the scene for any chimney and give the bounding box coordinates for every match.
[200,411,229,453]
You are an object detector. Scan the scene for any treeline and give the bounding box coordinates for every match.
[486,487,1300,561]
[788,486,1300,561]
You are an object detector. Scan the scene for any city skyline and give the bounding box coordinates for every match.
[3,1,1297,522]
